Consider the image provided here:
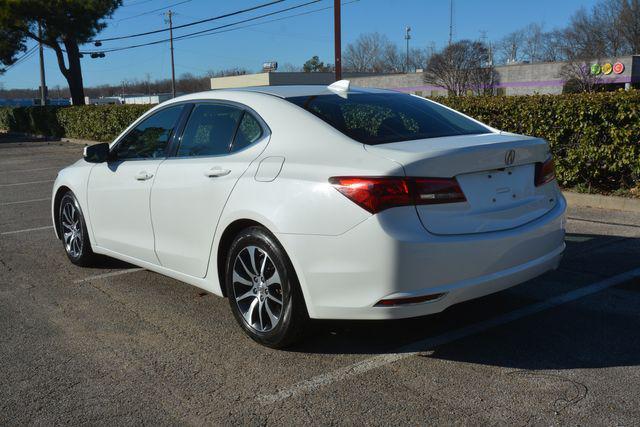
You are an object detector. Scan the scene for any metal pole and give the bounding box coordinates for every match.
[404,26,411,73]
[334,0,341,81]
[38,21,46,106]
[448,0,453,45]
[167,10,176,98]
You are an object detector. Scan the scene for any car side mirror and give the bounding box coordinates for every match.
[83,143,111,163]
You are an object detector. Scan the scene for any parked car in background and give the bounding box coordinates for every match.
[52,81,566,348]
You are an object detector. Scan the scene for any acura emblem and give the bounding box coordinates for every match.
[505,149,516,166]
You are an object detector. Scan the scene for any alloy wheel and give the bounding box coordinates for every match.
[61,200,83,258]
[232,245,284,332]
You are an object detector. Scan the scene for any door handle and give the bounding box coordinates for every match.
[204,167,231,178]
[135,171,154,181]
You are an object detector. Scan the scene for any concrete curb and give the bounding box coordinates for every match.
[563,191,640,213]
[60,137,101,146]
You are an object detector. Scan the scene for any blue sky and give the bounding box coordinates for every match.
[1,0,599,90]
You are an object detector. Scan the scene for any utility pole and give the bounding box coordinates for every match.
[165,10,176,98]
[404,26,411,73]
[334,0,341,81]
[37,21,46,106]
[448,0,453,46]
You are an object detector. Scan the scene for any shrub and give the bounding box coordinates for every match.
[0,91,638,194]
[0,104,152,142]
[56,104,152,142]
[433,90,640,193]
[0,106,63,136]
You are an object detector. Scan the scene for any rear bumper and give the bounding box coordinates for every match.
[278,195,566,320]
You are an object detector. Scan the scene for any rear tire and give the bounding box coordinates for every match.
[225,226,308,348]
[59,191,96,267]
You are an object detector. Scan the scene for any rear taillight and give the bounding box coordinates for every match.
[328,177,412,213]
[535,157,555,187]
[412,178,467,205]
[329,176,466,214]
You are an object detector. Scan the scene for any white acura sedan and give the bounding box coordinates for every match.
[52,82,566,347]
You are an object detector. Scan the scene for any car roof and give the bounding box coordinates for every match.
[225,84,397,99]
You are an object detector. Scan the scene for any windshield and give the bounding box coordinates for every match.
[286,92,491,145]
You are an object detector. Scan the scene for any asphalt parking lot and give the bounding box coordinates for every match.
[1,136,640,425]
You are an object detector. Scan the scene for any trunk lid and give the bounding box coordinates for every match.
[365,132,558,235]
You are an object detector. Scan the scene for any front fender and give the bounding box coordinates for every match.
[51,160,94,242]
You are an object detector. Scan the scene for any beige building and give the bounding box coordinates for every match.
[210,72,377,90]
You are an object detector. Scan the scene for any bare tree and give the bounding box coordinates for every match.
[343,32,399,73]
[497,23,561,64]
[205,67,249,78]
[539,30,568,62]
[620,0,640,53]
[561,3,629,59]
[521,23,546,62]
[559,61,603,92]
[497,29,526,63]
[280,62,302,72]
[423,40,498,96]
[593,0,628,55]
[408,47,429,71]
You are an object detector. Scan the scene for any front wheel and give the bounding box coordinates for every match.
[225,226,308,348]
[59,191,96,267]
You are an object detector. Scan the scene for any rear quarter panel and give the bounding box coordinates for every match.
[203,91,405,297]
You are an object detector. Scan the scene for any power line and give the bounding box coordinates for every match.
[2,46,38,72]
[122,0,160,7]
[176,0,359,43]
[117,0,192,22]
[93,0,285,43]
[84,0,323,54]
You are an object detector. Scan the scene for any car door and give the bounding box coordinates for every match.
[87,104,184,264]
[150,102,269,277]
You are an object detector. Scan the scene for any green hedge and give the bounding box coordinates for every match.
[0,104,152,142]
[434,91,640,193]
[0,91,638,193]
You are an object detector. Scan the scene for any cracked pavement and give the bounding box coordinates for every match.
[1,137,640,425]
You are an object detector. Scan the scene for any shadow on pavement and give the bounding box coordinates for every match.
[290,232,640,371]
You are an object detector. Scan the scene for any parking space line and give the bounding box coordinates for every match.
[0,180,55,187]
[258,266,640,405]
[73,268,146,284]
[0,225,53,236]
[567,216,640,229]
[0,197,51,206]
[0,166,61,173]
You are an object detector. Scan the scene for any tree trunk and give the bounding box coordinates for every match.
[63,39,85,105]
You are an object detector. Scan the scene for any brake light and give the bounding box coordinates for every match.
[328,177,412,213]
[535,157,555,187]
[329,176,466,214]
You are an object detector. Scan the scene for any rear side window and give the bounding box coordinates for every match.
[177,104,243,157]
[286,93,490,145]
[232,112,263,152]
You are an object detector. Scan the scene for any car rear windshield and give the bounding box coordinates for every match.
[286,92,490,145]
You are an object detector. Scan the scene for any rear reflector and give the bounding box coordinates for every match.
[329,176,466,214]
[375,293,446,306]
[535,157,556,187]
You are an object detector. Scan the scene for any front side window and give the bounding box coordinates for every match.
[286,93,490,145]
[113,105,183,160]
[177,104,243,157]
